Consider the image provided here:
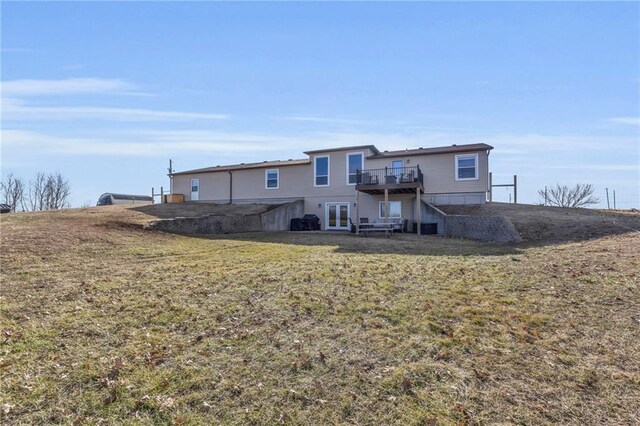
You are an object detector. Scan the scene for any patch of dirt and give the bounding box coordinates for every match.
[438,202,640,243]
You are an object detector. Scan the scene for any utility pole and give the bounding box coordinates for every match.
[606,188,610,209]
[613,190,616,210]
[167,159,174,200]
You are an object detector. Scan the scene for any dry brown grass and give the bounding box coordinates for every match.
[1,206,639,425]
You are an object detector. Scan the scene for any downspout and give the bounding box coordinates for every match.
[486,149,491,202]
[228,171,233,204]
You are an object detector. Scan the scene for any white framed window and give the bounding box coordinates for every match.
[455,153,478,181]
[265,169,279,189]
[346,152,364,185]
[314,155,330,187]
[379,201,402,219]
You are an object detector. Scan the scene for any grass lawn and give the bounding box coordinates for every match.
[1,207,639,424]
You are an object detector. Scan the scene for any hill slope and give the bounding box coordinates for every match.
[438,202,640,243]
[1,207,639,424]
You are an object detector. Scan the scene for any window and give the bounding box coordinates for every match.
[379,201,402,219]
[346,152,364,185]
[314,156,330,187]
[265,169,279,189]
[455,154,478,180]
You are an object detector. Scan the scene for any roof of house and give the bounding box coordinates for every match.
[171,143,493,176]
[367,143,494,159]
[303,145,381,155]
[171,158,311,176]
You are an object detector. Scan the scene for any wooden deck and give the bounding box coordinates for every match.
[355,181,424,195]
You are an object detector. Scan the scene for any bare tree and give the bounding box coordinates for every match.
[538,183,599,208]
[23,172,72,211]
[0,173,25,212]
[44,173,71,210]
[26,172,47,211]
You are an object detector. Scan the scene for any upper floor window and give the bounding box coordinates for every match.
[346,152,363,185]
[265,169,279,189]
[314,156,330,187]
[455,154,478,181]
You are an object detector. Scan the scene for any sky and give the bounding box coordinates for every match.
[1,1,639,208]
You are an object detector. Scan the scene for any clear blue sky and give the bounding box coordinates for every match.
[2,2,639,207]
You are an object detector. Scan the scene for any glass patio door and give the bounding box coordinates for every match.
[326,203,350,230]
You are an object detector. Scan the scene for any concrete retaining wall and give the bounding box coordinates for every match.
[261,199,304,231]
[147,200,303,235]
[444,215,522,243]
[148,214,263,234]
[423,192,486,205]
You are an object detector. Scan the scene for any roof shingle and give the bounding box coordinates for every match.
[171,158,311,176]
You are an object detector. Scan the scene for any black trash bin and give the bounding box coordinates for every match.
[290,218,303,231]
[302,214,321,230]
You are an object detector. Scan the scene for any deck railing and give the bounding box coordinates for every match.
[356,165,423,186]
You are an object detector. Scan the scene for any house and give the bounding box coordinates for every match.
[169,143,493,233]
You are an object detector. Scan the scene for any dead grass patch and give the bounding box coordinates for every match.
[1,207,639,424]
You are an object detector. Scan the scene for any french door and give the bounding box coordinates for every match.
[325,202,350,230]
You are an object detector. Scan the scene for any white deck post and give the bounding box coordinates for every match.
[355,189,360,235]
[384,188,389,222]
[416,187,421,236]
[384,188,389,237]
